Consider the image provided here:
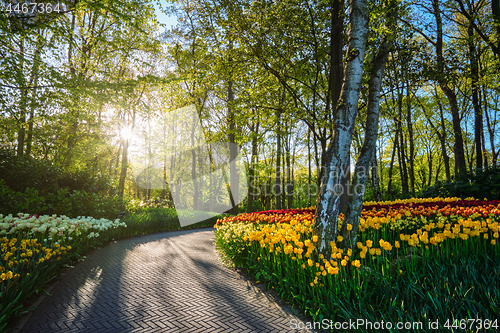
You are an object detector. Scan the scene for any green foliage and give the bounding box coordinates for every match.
[0,150,124,219]
[420,167,500,200]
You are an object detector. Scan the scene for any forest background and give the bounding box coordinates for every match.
[1,0,499,220]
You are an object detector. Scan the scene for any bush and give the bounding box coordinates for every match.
[0,149,124,219]
[420,167,500,200]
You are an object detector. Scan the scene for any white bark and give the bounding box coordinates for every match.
[314,0,370,254]
[340,2,396,250]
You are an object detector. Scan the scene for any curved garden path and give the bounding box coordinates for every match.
[17,229,315,333]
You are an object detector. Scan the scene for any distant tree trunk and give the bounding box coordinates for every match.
[378,143,384,195]
[286,134,292,209]
[118,138,129,199]
[291,140,297,208]
[228,73,238,214]
[191,111,199,210]
[161,120,168,200]
[26,33,44,157]
[484,91,498,166]
[396,128,407,193]
[275,109,282,210]
[436,93,452,181]
[282,148,286,208]
[406,82,415,193]
[435,157,442,184]
[468,22,483,169]
[492,0,500,62]
[264,180,271,210]
[313,132,321,189]
[481,118,488,168]
[118,110,135,199]
[396,106,409,194]
[427,148,433,187]
[247,118,259,212]
[433,0,467,175]
[113,141,122,177]
[308,129,312,206]
[372,148,382,201]
[17,39,27,156]
[387,129,398,197]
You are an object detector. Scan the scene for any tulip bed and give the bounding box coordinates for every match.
[214,197,500,332]
[0,213,127,330]
[0,206,222,330]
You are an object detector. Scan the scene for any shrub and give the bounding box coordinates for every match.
[0,149,124,219]
[420,167,500,200]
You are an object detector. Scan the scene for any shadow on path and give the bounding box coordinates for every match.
[19,229,315,333]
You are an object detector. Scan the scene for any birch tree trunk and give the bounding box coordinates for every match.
[339,4,395,250]
[313,0,369,254]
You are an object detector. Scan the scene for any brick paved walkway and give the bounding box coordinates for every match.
[17,229,315,333]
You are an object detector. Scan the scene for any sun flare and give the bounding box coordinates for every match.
[120,127,133,140]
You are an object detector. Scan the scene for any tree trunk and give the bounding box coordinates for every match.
[275,109,282,210]
[247,119,259,212]
[25,33,44,157]
[493,0,500,62]
[436,93,452,181]
[427,148,433,187]
[17,39,27,156]
[372,148,382,201]
[265,181,271,210]
[313,0,369,255]
[435,157,442,184]
[468,23,483,169]
[282,147,286,208]
[387,128,398,197]
[395,79,409,194]
[118,110,135,199]
[228,74,238,214]
[484,90,498,166]
[433,0,467,175]
[118,137,129,199]
[340,16,393,249]
[286,135,292,209]
[191,111,199,210]
[308,129,312,206]
[406,82,415,193]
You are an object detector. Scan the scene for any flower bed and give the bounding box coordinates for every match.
[214,198,500,331]
[0,213,127,330]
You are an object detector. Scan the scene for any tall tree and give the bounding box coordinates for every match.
[313,0,370,254]
[432,0,468,175]
[338,0,396,250]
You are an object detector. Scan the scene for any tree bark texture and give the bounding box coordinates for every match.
[339,19,393,250]
[313,0,369,255]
